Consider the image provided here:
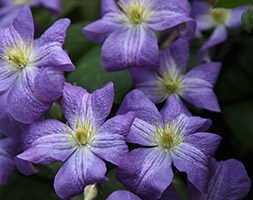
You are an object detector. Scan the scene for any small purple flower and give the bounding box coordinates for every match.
[0,0,61,28]
[18,82,135,199]
[191,0,248,61]
[116,90,221,200]
[130,39,221,112]
[0,136,37,185]
[0,6,74,125]
[83,0,196,72]
[188,158,251,200]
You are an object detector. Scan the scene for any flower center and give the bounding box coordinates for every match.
[210,8,230,25]
[152,120,185,150]
[118,0,154,26]
[156,68,186,100]
[0,40,33,69]
[13,0,32,5]
[67,118,96,147]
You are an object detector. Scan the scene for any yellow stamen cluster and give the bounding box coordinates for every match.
[152,120,185,150]
[210,8,230,25]
[156,68,186,101]
[66,117,96,147]
[13,0,32,5]
[0,39,33,70]
[118,0,155,26]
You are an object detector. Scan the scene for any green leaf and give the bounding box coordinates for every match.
[67,47,133,104]
[172,175,187,200]
[0,173,59,200]
[223,100,253,152]
[64,21,94,63]
[242,6,253,33]
[214,0,253,8]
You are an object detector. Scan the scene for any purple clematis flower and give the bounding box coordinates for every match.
[83,0,196,72]
[130,39,221,112]
[0,136,37,185]
[191,0,248,61]
[18,82,135,199]
[0,6,74,126]
[116,90,221,200]
[0,0,61,28]
[188,158,251,200]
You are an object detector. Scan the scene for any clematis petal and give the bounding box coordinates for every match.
[91,112,135,166]
[12,5,34,43]
[127,118,157,147]
[0,153,15,184]
[22,119,69,150]
[32,68,65,103]
[18,134,75,165]
[185,133,221,157]
[189,158,251,200]
[191,1,213,32]
[117,89,162,126]
[101,0,120,16]
[197,25,227,62]
[159,185,182,200]
[160,95,191,122]
[130,67,164,104]
[148,0,195,38]
[36,18,70,46]
[117,148,173,200]
[177,114,212,135]
[101,27,159,71]
[107,190,140,200]
[171,142,209,193]
[83,13,122,44]
[8,69,52,124]
[54,148,107,200]
[14,157,38,176]
[62,82,114,130]
[35,0,61,14]
[227,6,248,29]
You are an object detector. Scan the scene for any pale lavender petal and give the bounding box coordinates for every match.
[117,148,173,200]
[127,118,156,146]
[227,6,248,29]
[197,25,227,62]
[185,132,221,157]
[148,0,196,38]
[32,69,64,103]
[8,69,52,124]
[18,134,75,165]
[22,119,69,150]
[101,27,159,71]
[62,82,114,130]
[177,114,212,135]
[36,18,70,46]
[107,190,140,200]
[184,62,221,85]
[172,142,209,193]
[54,148,107,200]
[183,64,221,112]
[91,112,135,166]
[12,5,34,43]
[117,89,162,125]
[83,13,122,44]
